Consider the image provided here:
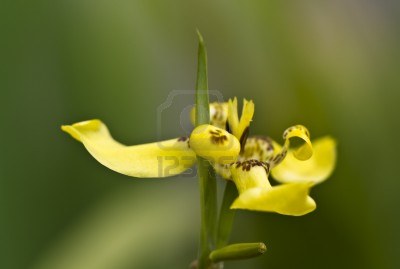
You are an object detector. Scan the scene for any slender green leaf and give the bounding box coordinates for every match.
[195,29,210,126]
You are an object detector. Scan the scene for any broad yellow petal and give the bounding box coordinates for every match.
[61,120,196,178]
[189,124,240,165]
[231,183,316,216]
[271,136,336,184]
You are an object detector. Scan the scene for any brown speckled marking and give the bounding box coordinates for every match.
[209,129,228,145]
[241,136,275,161]
[272,149,287,164]
[209,129,223,135]
[283,127,292,139]
[234,159,270,174]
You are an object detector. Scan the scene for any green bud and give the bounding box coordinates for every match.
[209,243,267,263]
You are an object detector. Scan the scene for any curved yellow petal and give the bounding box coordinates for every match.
[231,183,316,216]
[189,124,240,165]
[61,120,196,178]
[270,125,313,168]
[271,136,336,184]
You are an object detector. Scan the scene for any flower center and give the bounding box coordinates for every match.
[240,136,275,161]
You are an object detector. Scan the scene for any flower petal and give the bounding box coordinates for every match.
[270,125,313,168]
[228,98,254,143]
[230,183,316,216]
[230,160,271,193]
[271,136,336,184]
[237,99,254,141]
[61,120,196,178]
[227,97,239,135]
[189,124,240,165]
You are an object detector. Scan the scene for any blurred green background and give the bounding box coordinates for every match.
[1,0,399,268]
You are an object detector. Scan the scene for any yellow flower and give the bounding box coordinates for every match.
[199,100,336,216]
[62,97,336,216]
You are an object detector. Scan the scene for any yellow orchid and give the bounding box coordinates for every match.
[61,35,337,268]
[192,99,336,216]
[62,98,335,216]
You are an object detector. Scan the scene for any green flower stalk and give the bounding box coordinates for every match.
[194,31,218,269]
[61,32,337,268]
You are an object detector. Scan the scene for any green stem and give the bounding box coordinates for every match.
[197,158,217,268]
[216,180,238,249]
[195,30,218,269]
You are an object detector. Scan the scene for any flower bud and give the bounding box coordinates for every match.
[209,243,267,262]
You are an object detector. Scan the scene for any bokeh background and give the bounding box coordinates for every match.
[1,0,399,268]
